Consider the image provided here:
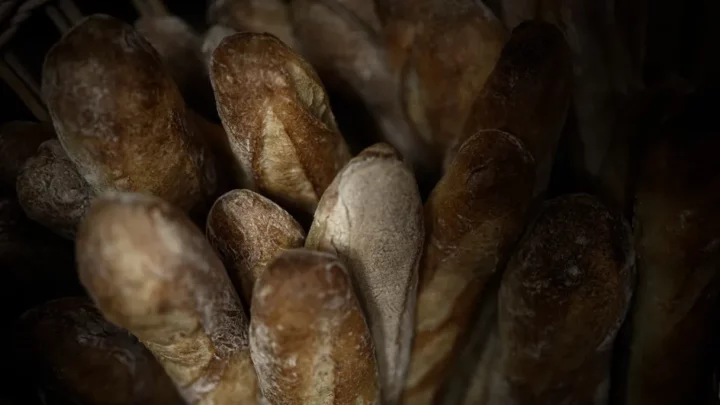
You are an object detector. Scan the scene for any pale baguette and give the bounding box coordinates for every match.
[306,143,423,404]
[76,192,259,405]
[250,248,380,404]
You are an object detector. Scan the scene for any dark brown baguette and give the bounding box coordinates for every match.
[18,297,182,405]
[493,194,634,404]
[250,248,380,404]
[622,109,720,405]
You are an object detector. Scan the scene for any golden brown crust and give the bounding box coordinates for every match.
[16,139,92,239]
[624,122,720,405]
[249,248,380,404]
[382,0,507,151]
[210,32,351,216]
[461,21,572,194]
[495,194,634,404]
[207,0,297,49]
[42,15,210,212]
[76,192,258,405]
[206,189,305,304]
[402,129,535,404]
[19,297,182,405]
[306,142,423,404]
[0,121,54,194]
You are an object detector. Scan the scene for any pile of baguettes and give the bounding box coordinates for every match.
[0,1,719,404]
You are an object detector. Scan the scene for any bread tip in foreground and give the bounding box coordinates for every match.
[76,191,259,405]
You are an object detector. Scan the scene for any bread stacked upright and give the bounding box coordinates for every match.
[4,2,718,405]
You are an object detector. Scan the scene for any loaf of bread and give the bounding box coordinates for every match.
[380,0,507,153]
[135,15,216,119]
[42,15,213,212]
[206,189,305,304]
[16,139,92,239]
[306,143,423,404]
[210,32,350,217]
[249,248,380,404]
[0,121,54,194]
[492,194,634,404]
[401,129,535,404]
[622,111,720,405]
[76,192,259,405]
[461,21,572,194]
[207,0,297,49]
[18,297,182,405]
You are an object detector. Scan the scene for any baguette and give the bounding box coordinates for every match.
[210,32,350,216]
[0,121,54,194]
[206,189,305,304]
[135,15,216,119]
[207,0,297,49]
[16,139,92,239]
[401,129,534,404]
[493,194,634,404]
[380,0,507,153]
[76,192,259,405]
[622,112,720,405]
[460,21,572,194]
[42,15,213,212]
[18,297,182,405]
[249,248,380,404]
[306,143,423,404]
